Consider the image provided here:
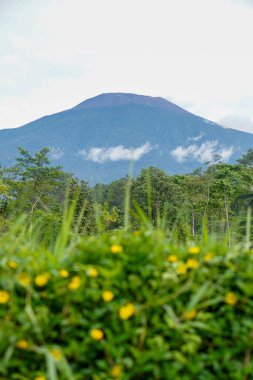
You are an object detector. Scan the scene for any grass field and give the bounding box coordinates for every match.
[1,219,253,380]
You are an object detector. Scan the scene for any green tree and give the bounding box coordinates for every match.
[69,178,96,234]
[171,174,208,237]
[203,163,253,240]
[4,147,69,214]
[93,177,127,227]
[0,174,11,232]
[237,149,253,166]
[131,167,183,231]
[2,147,96,240]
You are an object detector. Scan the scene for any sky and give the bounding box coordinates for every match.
[0,0,253,132]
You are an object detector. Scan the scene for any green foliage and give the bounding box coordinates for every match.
[93,178,127,227]
[95,204,121,232]
[1,227,253,379]
[95,160,253,241]
[0,173,12,232]
[69,179,96,235]
[131,167,182,226]
[2,147,253,242]
[4,147,70,214]
[237,148,253,167]
[0,148,96,239]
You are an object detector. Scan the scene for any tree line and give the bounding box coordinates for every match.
[1,147,253,243]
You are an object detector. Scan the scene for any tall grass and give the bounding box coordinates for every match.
[1,213,253,379]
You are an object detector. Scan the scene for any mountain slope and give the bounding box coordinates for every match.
[1,93,253,184]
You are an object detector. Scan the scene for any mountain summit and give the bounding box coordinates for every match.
[74,93,189,113]
[0,93,253,184]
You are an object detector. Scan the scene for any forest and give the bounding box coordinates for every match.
[1,147,253,243]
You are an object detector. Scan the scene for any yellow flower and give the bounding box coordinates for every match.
[8,260,18,269]
[177,264,188,275]
[225,291,238,306]
[184,309,197,320]
[119,303,135,320]
[17,273,31,287]
[111,365,122,378]
[186,258,199,269]
[68,276,81,290]
[204,253,214,261]
[87,267,99,278]
[90,328,104,340]
[50,348,62,361]
[167,255,178,263]
[133,231,141,237]
[59,269,69,278]
[16,339,29,349]
[110,244,123,254]
[188,246,200,254]
[0,290,10,304]
[102,290,114,302]
[35,273,50,287]
[34,376,47,380]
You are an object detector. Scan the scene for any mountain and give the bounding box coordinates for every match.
[1,93,253,184]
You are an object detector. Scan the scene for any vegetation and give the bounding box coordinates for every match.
[1,224,253,379]
[1,147,253,379]
[94,162,253,243]
[0,148,95,241]
[1,146,253,242]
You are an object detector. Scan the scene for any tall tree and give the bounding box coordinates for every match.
[4,147,69,214]
[69,178,96,234]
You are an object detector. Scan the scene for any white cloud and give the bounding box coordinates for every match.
[219,146,234,162]
[49,147,63,160]
[79,142,152,163]
[187,132,205,142]
[171,141,234,164]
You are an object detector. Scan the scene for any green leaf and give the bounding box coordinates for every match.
[187,281,210,310]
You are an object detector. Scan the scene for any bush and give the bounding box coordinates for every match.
[0,229,253,379]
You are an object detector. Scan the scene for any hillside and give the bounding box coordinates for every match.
[1,93,253,183]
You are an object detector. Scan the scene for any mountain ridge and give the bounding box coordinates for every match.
[0,93,253,184]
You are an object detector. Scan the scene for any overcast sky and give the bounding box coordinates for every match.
[0,0,253,132]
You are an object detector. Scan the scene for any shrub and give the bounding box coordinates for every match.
[0,229,253,379]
